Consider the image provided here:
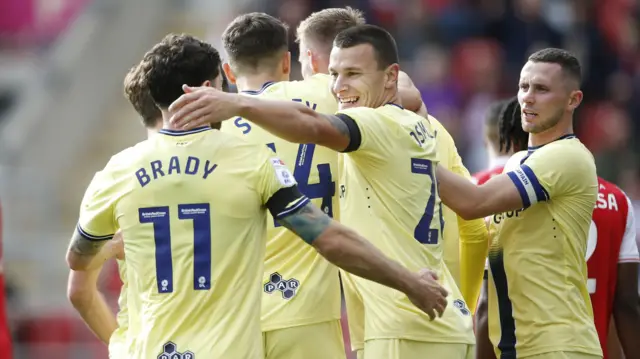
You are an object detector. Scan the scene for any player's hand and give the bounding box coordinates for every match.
[169,85,238,130]
[406,269,448,320]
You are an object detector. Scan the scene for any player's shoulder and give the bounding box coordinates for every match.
[102,140,151,173]
[504,151,528,171]
[536,135,594,162]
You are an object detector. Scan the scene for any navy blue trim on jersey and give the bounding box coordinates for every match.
[241,81,276,95]
[76,224,113,241]
[488,252,517,359]
[506,164,549,208]
[158,126,211,136]
[386,102,404,110]
[526,133,576,151]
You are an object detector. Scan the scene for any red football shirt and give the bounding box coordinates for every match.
[0,201,13,358]
[587,178,638,359]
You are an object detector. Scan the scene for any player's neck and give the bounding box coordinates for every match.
[235,73,287,93]
[382,91,400,108]
[528,117,574,148]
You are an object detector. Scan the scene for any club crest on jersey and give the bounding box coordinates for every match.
[158,341,195,359]
[453,299,471,316]
[263,272,300,300]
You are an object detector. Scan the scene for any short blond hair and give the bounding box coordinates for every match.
[296,7,365,49]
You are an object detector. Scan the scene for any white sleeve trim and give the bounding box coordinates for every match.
[618,195,639,262]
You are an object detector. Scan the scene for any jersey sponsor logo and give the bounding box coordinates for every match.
[492,209,524,224]
[263,272,300,300]
[270,157,296,186]
[158,341,195,359]
[453,299,471,316]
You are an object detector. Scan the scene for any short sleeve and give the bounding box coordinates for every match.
[254,147,309,219]
[619,195,639,263]
[336,107,388,157]
[504,144,595,208]
[77,170,118,241]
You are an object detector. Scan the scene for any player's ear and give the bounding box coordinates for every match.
[567,89,583,112]
[282,51,291,77]
[200,80,212,88]
[308,50,320,74]
[222,63,237,85]
[384,63,400,90]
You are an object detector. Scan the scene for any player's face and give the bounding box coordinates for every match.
[328,44,388,110]
[517,61,569,134]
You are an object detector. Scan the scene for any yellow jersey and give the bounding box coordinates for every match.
[77,127,306,359]
[341,114,486,351]
[108,259,130,358]
[428,116,488,312]
[337,104,474,344]
[221,74,342,331]
[487,135,602,358]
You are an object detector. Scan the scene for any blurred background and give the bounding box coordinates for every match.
[0,0,638,357]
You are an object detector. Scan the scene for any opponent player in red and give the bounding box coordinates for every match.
[0,201,13,358]
[475,98,640,359]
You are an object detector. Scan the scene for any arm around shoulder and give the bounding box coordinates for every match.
[236,95,357,152]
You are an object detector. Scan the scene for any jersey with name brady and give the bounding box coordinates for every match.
[222,74,342,331]
[587,177,639,358]
[77,127,305,359]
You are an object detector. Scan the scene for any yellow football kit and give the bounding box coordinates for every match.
[487,135,602,358]
[341,114,486,357]
[428,115,488,313]
[77,127,307,359]
[336,104,475,359]
[222,74,344,359]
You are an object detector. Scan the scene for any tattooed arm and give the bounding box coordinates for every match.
[276,202,449,319]
[66,229,120,271]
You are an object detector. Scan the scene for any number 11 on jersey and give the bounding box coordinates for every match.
[139,204,212,294]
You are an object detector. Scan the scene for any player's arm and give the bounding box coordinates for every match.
[270,196,447,319]
[475,276,497,359]
[66,170,118,271]
[234,96,356,152]
[436,164,535,220]
[67,232,123,344]
[449,148,489,312]
[612,196,640,357]
[169,87,357,152]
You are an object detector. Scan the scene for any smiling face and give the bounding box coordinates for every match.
[517,61,574,134]
[328,44,394,110]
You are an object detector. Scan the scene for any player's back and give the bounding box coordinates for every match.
[338,104,474,343]
[222,74,342,330]
[107,127,277,358]
[487,136,601,358]
[587,177,638,356]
